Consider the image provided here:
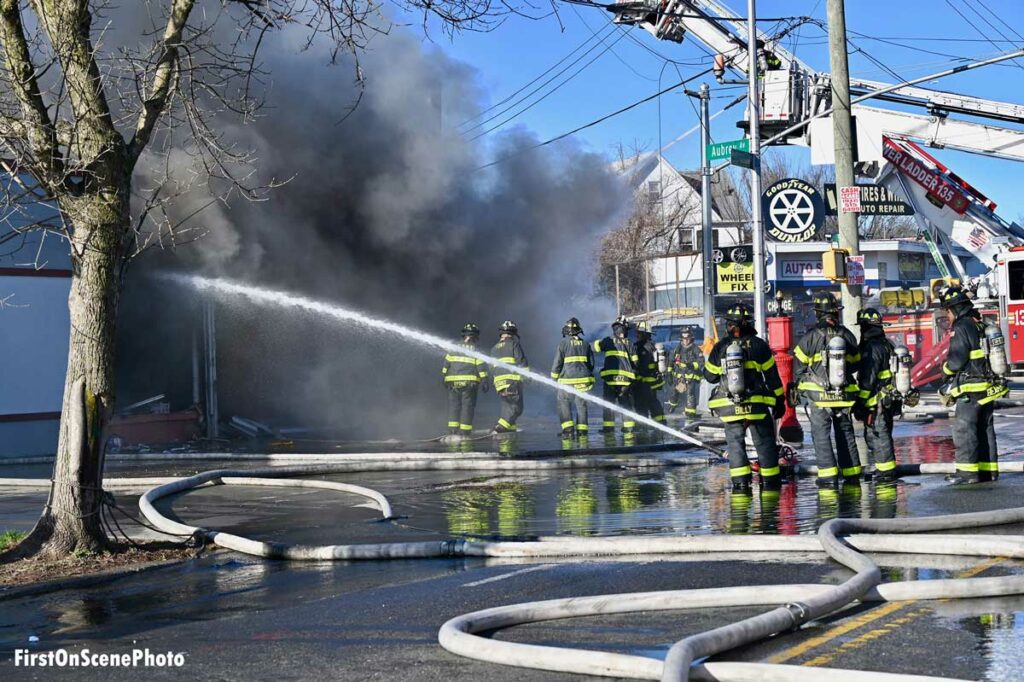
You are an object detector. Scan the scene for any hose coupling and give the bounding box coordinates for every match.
[783,601,810,628]
[441,539,466,557]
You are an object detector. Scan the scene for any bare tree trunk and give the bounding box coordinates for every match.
[6,191,127,559]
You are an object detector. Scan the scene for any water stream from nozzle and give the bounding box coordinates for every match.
[163,274,718,451]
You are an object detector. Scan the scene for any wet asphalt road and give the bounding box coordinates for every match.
[3,416,1024,680]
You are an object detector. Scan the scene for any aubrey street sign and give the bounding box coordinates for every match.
[706,138,750,161]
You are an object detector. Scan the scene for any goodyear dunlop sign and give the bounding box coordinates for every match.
[716,261,754,293]
[762,178,825,243]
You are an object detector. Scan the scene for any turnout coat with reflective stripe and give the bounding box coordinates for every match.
[703,331,783,422]
[793,321,861,407]
[442,342,489,385]
[857,327,895,409]
[943,311,1008,404]
[490,337,528,392]
[673,343,704,382]
[593,336,638,387]
[550,335,595,389]
[634,338,664,390]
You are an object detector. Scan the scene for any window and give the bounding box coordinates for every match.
[647,180,661,201]
[1008,260,1024,302]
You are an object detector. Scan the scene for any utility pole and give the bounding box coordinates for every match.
[827,0,862,331]
[699,83,716,339]
[747,0,767,337]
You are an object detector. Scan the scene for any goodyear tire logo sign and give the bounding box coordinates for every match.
[762,178,825,243]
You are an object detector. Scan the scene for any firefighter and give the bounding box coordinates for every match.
[704,303,785,492]
[793,292,862,488]
[633,321,666,427]
[594,316,638,435]
[668,329,704,423]
[550,317,595,438]
[491,320,528,434]
[854,308,899,483]
[442,323,489,437]
[940,286,1007,485]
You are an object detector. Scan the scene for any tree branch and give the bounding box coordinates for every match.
[128,0,196,167]
[0,0,63,185]
[30,0,121,168]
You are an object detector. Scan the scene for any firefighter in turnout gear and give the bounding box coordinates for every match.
[668,329,703,422]
[633,321,666,427]
[854,308,899,483]
[594,316,638,435]
[491,320,528,434]
[940,286,1008,485]
[442,323,489,436]
[550,317,595,438]
[704,304,785,492]
[793,292,862,488]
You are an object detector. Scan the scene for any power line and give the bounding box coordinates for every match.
[974,0,1024,43]
[476,66,713,171]
[943,0,1024,71]
[469,30,629,140]
[457,27,612,129]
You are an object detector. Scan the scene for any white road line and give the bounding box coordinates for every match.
[461,564,555,588]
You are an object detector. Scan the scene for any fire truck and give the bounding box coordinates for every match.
[602,0,1024,385]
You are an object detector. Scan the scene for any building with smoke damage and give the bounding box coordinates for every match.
[0,173,70,459]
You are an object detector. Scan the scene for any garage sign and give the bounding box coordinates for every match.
[762,178,825,243]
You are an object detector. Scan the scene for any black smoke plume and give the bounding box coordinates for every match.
[118,26,626,438]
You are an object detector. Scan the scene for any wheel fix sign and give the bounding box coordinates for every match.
[882,138,969,214]
[762,178,825,243]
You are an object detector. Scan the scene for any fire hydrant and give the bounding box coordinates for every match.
[767,313,804,444]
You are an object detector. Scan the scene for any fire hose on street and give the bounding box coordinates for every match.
[134,457,1024,682]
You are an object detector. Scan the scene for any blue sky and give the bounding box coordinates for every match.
[398,0,1024,221]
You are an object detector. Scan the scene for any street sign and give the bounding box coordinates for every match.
[730,148,759,171]
[762,178,825,243]
[706,138,750,161]
[847,255,865,286]
[824,183,915,216]
[839,186,862,214]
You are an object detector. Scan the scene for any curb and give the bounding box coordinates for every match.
[0,553,205,602]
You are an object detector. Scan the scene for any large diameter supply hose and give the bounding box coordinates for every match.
[139,462,1024,681]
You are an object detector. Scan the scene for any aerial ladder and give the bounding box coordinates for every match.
[604,0,1024,375]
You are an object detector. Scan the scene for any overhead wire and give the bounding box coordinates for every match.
[943,0,1024,71]
[463,25,622,136]
[468,29,630,140]
[457,28,611,129]
[476,66,715,170]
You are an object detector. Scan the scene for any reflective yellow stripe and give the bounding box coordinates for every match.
[497,356,517,363]
[847,353,861,363]
[969,349,986,359]
[604,350,630,358]
[445,375,480,382]
[601,369,636,379]
[875,460,897,472]
[564,355,589,363]
[730,466,752,477]
[818,467,838,478]
[493,374,521,382]
[794,346,813,363]
[459,424,473,431]
[558,377,595,386]
[708,395,777,408]
[814,400,856,407]
[977,385,1009,404]
[761,357,776,371]
[550,372,560,379]
[719,413,768,421]
[774,386,785,396]
[447,421,459,428]
[842,466,862,477]
[798,381,826,392]
[956,462,980,472]
[978,461,999,471]
[760,466,781,477]
[877,370,892,379]
[654,415,666,422]
[498,418,513,429]
[942,363,955,376]
[576,424,589,431]
[602,421,616,427]
[949,381,992,397]
[445,355,482,364]
[705,361,722,375]
[560,420,574,430]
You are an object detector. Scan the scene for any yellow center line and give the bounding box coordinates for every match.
[766,556,1005,665]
